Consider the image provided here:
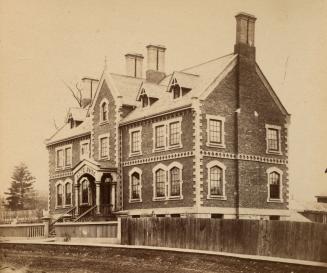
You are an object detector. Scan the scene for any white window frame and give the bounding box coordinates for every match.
[152,162,183,201]
[206,114,226,148]
[152,117,183,153]
[55,180,64,208]
[206,160,227,200]
[167,162,183,199]
[266,167,283,203]
[99,98,109,124]
[265,124,282,155]
[64,178,73,207]
[129,127,142,157]
[128,167,142,203]
[98,133,110,160]
[80,140,90,160]
[55,144,73,170]
[152,163,167,201]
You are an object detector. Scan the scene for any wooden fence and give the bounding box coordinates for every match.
[0,222,48,238]
[121,218,327,263]
[54,220,120,243]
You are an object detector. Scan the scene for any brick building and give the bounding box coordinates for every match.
[46,13,290,221]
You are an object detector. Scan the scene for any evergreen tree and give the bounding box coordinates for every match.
[4,163,35,210]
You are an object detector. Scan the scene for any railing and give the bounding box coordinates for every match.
[74,205,97,222]
[49,207,76,235]
[0,222,47,238]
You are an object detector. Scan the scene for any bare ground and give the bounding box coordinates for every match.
[0,243,325,273]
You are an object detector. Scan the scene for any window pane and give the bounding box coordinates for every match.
[170,167,180,196]
[155,169,165,197]
[65,183,71,205]
[102,102,107,121]
[173,84,181,99]
[269,172,280,199]
[209,119,222,143]
[57,184,63,206]
[131,172,140,199]
[169,122,180,146]
[65,148,71,166]
[100,137,108,158]
[268,129,279,151]
[81,143,89,157]
[131,131,141,153]
[57,150,64,168]
[155,125,165,148]
[210,166,223,195]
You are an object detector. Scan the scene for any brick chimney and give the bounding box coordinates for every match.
[125,53,144,78]
[146,44,166,83]
[234,12,257,60]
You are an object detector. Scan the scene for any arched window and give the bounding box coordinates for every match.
[81,179,89,204]
[207,161,226,199]
[65,182,72,205]
[101,101,108,122]
[56,184,63,206]
[155,169,166,198]
[169,167,180,197]
[268,170,282,201]
[131,173,140,200]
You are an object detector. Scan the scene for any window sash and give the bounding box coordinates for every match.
[155,169,166,197]
[56,150,64,168]
[65,184,72,205]
[100,137,108,158]
[131,173,140,199]
[210,166,223,196]
[268,128,279,151]
[169,122,180,146]
[131,131,141,153]
[209,119,222,144]
[81,181,88,204]
[101,103,108,121]
[57,185,63,206]
[269,172,280,199]
[170,168,180,196]
[155,125,165,148]
[65,148,71,166]
[81,143,90,157]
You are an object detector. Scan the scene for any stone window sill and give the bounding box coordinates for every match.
[99,121,109,126]
[207,195,227,200]
[206,142,226,149]
[129,199,142,203]
[267,199,283,203]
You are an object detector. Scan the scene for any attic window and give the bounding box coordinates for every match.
[141,94,149,108]
[170,78,182,99]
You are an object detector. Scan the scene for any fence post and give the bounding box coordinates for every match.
[42,217,51,238]
[117,217,122,244]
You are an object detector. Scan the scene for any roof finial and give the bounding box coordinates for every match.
[104,56,108,70]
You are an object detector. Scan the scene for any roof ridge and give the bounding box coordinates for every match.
[181,53,234,72]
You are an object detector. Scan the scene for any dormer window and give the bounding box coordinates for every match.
[172,84,181,99]
[141,94,149,108]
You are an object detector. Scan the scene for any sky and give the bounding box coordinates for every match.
[0,0,326,203]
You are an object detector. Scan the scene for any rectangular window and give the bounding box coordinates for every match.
[169,121,180,146]
[155,125,165,149]
[100,137,109,158]
[65,147,72,166]
[131,131,141,153]
[209,119,222,144]
[56,150,64,168]
[267,128,279,151]
[265,125,282,154]
[80,141,90,158]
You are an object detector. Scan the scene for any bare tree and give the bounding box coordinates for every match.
[63,81,83,107]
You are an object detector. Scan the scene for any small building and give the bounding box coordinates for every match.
[46,13,290,221]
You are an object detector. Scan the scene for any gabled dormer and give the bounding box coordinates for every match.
[66,108,88,129]
[136,82,166,108]
[167,71,199,99]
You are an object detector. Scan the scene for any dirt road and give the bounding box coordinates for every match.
[0,243,325,273]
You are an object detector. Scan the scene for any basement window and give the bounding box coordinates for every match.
[211,214,224,219]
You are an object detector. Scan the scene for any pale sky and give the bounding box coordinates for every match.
[0,0,326,202]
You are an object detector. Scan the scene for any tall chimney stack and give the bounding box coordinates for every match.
[234,12,257,60]
[125,53,144,78]
[146,44,166,83]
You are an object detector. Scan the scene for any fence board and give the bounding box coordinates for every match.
[121,217,327,263]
